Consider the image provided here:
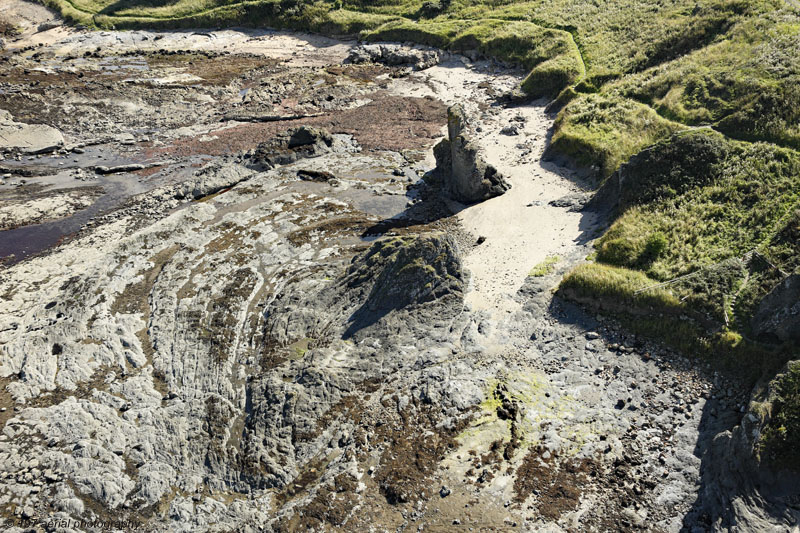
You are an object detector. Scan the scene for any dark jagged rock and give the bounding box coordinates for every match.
[264,232,465,349]
[433,105,510,203]
[346,44,440,71]
[248,126,336,169]
[752,273,800,343]
[345,233,464,313]
[296,168,335,182]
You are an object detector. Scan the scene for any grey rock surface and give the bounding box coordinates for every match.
[0,109,64,154]
[347,44,440,71]
[433,104,511,203]
[0,14,795,533]
[752,273,800,343]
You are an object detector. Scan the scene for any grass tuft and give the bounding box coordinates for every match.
[528,255,560,277]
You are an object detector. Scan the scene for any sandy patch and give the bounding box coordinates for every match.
[1,0,77,50]
[392,61,599,313]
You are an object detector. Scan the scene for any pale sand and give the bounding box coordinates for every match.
[4,0,351,66]
[392,59,599,313]
[2,0,77,50]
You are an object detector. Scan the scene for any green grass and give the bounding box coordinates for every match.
[549,93,683,178]
[559,263,682,313]
[39,0,800,150]
[759,361,800,469]
[592,131,800,325]
[558,263,779,379]
[528,255,560,277]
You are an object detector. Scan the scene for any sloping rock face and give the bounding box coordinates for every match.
[433,105,510,203]
[0,109,64,154]
[752,273,800,343]
[238,233,473,497]
[686,362,800,531]
[261,233,465,349]
[0,159,484,531]
[347,234,463,314]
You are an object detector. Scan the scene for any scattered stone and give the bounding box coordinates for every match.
[549,192,592,212]
[94,163,146,174]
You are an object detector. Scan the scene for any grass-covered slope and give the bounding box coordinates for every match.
[37,0,800,463]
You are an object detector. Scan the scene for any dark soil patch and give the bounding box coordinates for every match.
[372,401,470,505]
[275,472,359,532]
[147,93,446,158]
[145,51,281,86]
[513,447,593,520]
[285,215,376,247]
[0,377,16,428]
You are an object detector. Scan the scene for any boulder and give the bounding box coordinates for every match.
[752,273,800,343]
[433,105,510,203]
[347,233,464,313]
[263,232,465,347]
[248,126,336,168]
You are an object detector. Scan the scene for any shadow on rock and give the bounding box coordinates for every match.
[342,233,464,339]
[681,378,800,532]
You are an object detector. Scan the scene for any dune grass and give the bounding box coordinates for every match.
[548,93,683,178]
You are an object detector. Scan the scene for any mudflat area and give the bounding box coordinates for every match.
[0,3,769,532]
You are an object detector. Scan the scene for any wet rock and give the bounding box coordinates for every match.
[296,169,335,182]
[94,163,146,175]
[248,126,351,169]
[433,105,510,203]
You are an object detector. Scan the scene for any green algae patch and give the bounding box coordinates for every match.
[528,255,561,277]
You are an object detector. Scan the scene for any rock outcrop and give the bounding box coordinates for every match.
[752,272,800,343]
[433,105,510,203]
[247,126,340,169]
[345,233,464,317]
[0,109,64,154]
[263,232,465,348]
[686,365,800,532]
[346,44,440,71]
